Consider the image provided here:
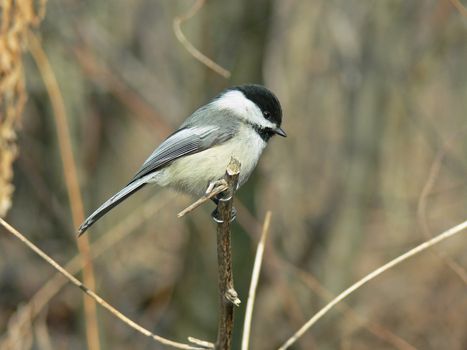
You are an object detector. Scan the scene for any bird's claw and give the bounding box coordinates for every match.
[205,179,227,196]
[211,207,237,224]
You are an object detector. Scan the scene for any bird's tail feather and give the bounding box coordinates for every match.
[77,176,150,236]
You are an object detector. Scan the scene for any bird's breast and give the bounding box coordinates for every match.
[157,127,266,196]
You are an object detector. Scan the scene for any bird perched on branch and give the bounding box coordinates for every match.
[78,84,286,236]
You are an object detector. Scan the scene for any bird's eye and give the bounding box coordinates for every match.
[263,111,271,119]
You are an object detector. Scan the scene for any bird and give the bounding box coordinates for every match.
[77,84,286,236]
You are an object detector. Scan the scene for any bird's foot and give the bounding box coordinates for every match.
[210,186,233,206]
[207,179,235,223]
[211,207,237,224]
[205,179,228,196]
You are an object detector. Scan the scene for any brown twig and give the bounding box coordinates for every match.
[278,219,467,350]
[173,0,231,78]
[241,211,272,350]
[449,0,467,17]
[215,158,241,350]
[178,181,228,218]
[27,31,100,350]
[0,218,209,350]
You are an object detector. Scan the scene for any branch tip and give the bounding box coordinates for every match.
[187,337,215,349]
[225,288,241,307]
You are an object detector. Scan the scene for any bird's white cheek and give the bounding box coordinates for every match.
[212,90,275,129]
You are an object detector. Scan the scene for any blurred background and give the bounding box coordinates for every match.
[1,0,467,349]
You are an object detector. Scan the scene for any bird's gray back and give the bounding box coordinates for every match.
[129,106,240,183]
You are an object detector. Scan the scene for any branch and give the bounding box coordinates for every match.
[215,158,242,350]
[0,218,209,350]
[241,211,272,350]
[173,0,231,78]
[278,218,467,350]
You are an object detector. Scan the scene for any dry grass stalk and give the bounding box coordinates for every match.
[27,31,101,350]
[241,211,272,350]
[278,218,467,349]
[0,217,210,350]
[0,0,46,217]
[188,337,214,349]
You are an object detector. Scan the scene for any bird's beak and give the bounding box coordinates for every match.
[274,127,287,137]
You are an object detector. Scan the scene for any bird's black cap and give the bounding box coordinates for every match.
[234,84,283,127]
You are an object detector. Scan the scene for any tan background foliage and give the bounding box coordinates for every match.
[0,1,466,349]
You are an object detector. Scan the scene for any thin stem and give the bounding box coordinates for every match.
[173,0,231,78]
[241,211,272,350]
[178,182,228,218]
[27,31,100,350]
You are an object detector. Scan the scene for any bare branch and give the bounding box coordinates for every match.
[278,219,467,350]
[0,218,209,350]
[215,158,241,350]
[173,0,231,78]
[241,211,272,350]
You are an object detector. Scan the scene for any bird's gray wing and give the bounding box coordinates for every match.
[79,126,225,236]
[129,125,236,183]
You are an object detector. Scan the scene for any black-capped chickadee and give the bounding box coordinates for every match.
[78,84,286,236]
